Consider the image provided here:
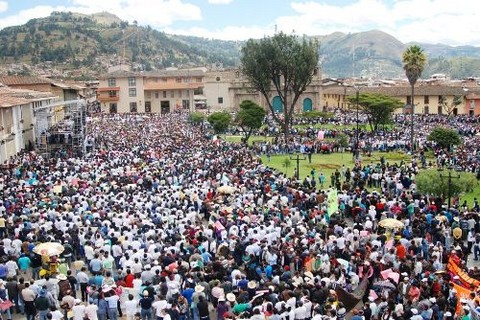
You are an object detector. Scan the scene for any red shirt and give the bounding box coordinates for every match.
[396,244,407,260]
[124,273,135,288]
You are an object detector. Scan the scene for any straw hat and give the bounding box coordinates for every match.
[226,293,236,302]
[195,285,205,293]
[247,280,257,289]
[57,274,67,281]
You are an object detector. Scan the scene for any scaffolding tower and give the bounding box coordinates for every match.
[34,99,87,159]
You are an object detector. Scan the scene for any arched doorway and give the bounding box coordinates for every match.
[303,98,313,112]
[272,96,283,113]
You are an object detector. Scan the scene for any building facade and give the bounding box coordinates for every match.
[97,69,205,114]
[0,87,57,163]
[203,69,323,113]
[322,84,480,115]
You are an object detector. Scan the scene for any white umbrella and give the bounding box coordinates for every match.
[33,242,65,257]
[217,185,236,194]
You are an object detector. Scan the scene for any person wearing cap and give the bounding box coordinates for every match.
[72,299,86,320]
[410,308,423,320]
[139,290,154,320]
[35,289,51,320]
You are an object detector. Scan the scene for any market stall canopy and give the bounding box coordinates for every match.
[378,218,404,229]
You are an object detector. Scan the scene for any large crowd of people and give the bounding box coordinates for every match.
[0,112,479,320]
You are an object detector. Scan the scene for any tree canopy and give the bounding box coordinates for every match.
[402,45,427,87]
[440,95,463,116]
[235,100,266,143]
[187,112,205,126]
[240,32,319,140]
[428,127,461,149]
[416,169,477,198]
[347,92,403,131]
[207,112,232,134]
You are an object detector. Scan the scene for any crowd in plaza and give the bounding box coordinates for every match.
[0,112,479,320]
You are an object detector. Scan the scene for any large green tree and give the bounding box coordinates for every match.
[428,127,461,149]
[416,169,477,199]
[207,112,232,134]
[402,45,427,150]
[188,112,205,126]
[240,32,319,140]
[235,100,266,144]
[347,93,403,131]
[440,95,463,116]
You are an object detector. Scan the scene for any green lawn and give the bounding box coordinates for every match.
[261,151,410,181]
[223,135,273,145]
[260,151,479,207]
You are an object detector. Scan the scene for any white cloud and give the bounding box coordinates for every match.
[0,1,7,13]
[0,0,202,30]
[207,0,233,4]
[269,0,480,46]
[165,25,273,41]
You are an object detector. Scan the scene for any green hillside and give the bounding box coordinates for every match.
[0,11,479,79]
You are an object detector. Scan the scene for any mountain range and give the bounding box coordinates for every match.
[0,11,479,80]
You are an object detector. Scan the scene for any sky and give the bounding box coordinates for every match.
[0,0,478,46]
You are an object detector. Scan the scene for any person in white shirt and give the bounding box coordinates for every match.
[72,299,86,320]
[84,299,99,320]
[124,294,138,320]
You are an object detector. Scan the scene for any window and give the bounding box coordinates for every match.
[437,105,443,114]
[424,106,429,114]
[438,95,444,104]
[128,77,136,86]
[171,91,175,98]
[145,101,151,113]
[424,96,429,104]
[178,90,182,98]
[176,78,182,83]
[196,77,202,83]
[218,97,224,104]
[108,91,117,98]
[182,100,190,109]
[183,78,191,83]
[470,100,475,109]
[146,92,151,99]
[129,88,137,97]
[163,91,167,98]
[155,92,159,99]
[406,96,411,106]
[129,102,137,113]
[194,88,203,95]
[162,78,167,83]
[109,103,117,113]
[108,78,116,87]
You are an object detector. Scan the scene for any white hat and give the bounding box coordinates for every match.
[74,299,82,305]
[247,280,257,289]
[218,296,226,302]
[57,274,67,280]
[143,290,149,296]
[144,264,151,270]
[368,296,375,302]
[226,293,236,302]
[195,285,205,293]
[421,278,428,282]
[403,277,409,281]
[429,297,436,303]
[411,309,418,315]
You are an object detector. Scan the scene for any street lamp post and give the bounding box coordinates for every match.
[439,169,460,211]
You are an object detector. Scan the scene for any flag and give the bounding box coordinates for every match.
[327,188,338,219]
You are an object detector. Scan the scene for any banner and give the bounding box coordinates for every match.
[447,257,480,289]
[451,282,474,315]
[327,188,338,219]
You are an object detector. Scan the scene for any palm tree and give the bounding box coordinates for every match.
[402,45,427,152]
